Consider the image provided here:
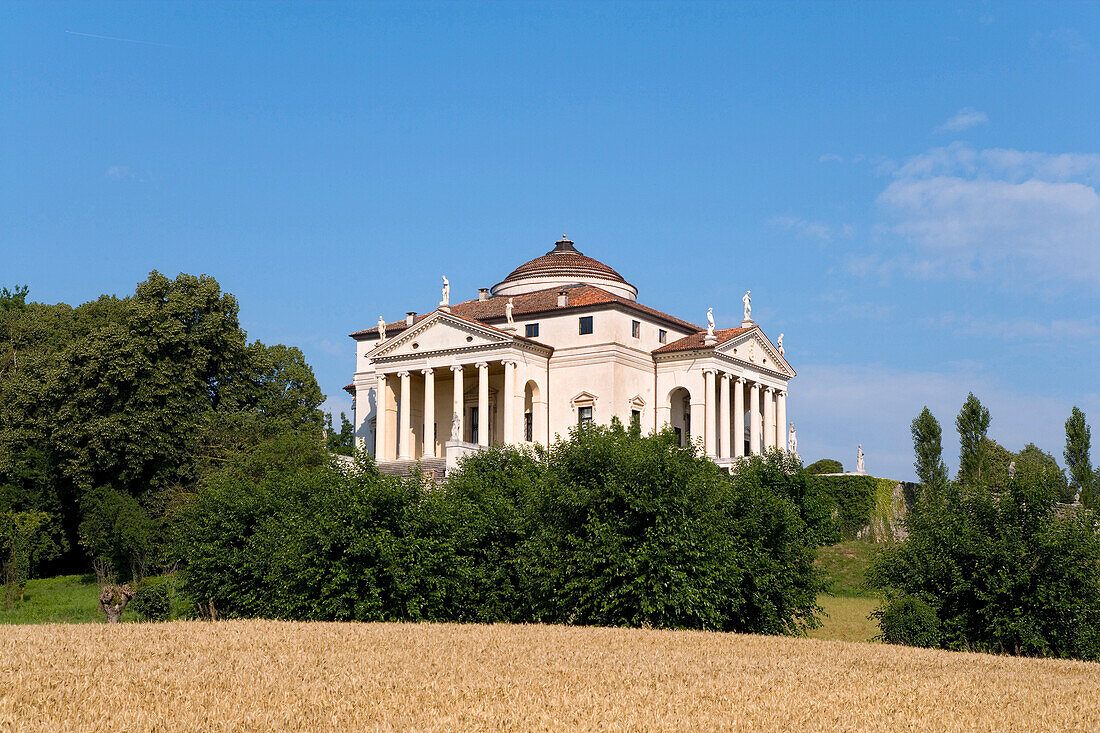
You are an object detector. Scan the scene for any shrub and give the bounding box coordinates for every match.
[808,474,879,540]
[130,578,172,621]
[806,459,842,475]
[874,594,941,647]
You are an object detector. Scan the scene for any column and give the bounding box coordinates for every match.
[450,365,464,443]
[776,389,787,453]
[397,371,412,459]
[733,377,745,458]
[719,373,731,460]
[703,368,717,457]
[421,368,435,458]
[375,374,387,460]
[476,362,489,447]
[502,360,517,445]
[764,387,775,450]
[749,381,761,455]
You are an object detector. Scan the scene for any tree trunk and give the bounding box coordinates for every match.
[98,585,134,624]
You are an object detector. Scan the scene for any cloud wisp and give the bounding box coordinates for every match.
[935,107,989,133]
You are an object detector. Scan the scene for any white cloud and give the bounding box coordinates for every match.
[935,108,989,133]
[874,143,1100,285]
[935,313,1100,342]
[768,215,852,243]
[793,363,1098,479]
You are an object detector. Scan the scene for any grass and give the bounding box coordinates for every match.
[1,575,150,625]
[2,620,1096,731]
[809,596,881,643]
[808,539,883,643]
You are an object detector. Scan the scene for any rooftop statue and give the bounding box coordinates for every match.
[743,290,752,321]
[377,316,386,341]
[777,333,784,356]
[440,275,450,307]
[706,307,715,338]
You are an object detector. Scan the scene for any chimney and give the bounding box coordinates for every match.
[406,312,416,326]
[478,288,489,301]
[557,290,568,307]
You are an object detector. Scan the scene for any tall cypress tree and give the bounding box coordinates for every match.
[911,407,947,490]
[956,393,990,486]
[1065,407,1093,505]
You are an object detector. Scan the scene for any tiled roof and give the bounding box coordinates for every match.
[653,327,751,354]
[343,383,355,394]
[350,284,701,339]
[497,237,627,286]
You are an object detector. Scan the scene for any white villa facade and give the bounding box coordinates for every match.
[348,236,794,476]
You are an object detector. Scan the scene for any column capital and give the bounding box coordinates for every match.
[501,359,518,368]
[397,370,410,378]
[475,361,489,370]
[450,364,463,373]
[376,372,387,382]
[421,367,434,375]
[720,372,733,383]
[701,367,717,376]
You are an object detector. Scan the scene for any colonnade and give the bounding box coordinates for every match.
[376,358,520,461]
[700,369,786,460]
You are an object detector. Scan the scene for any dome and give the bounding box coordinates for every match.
[490,236,638,300]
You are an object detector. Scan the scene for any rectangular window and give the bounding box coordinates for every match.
[578,405,593,427]
[674,426,682,446]
[630,409,641,429]
[658,329,667,344]
[524,412,533,441]
[525,323,539,338]
[631,320,640,338]
[578,316,593,335]
[470,407,479,444]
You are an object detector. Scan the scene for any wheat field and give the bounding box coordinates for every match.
[1,620,1097,732]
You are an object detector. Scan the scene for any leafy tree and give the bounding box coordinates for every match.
[956,393,991,486]
[911,407,947,490]
[1014,443,1070,503]
[0,510,60,607]
[325,412,356,456]
[1065,407,1093,506]
[869,460,1100,661]
[805,458,843,475]
[78,487,160,581]
[0,285,30,377]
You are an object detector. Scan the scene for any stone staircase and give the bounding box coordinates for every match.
[376,457,447,479]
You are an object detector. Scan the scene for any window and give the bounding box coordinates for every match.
[470,407,479,444]
[630,409,641,429]
[578,405,593,427]
[674,426,682,446]
[578,316,593,335]
[524,411,533,441]
[631,320,640,338]
[525,323,539,338]
[658,329,667,344]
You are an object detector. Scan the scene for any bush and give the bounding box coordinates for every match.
[174,424,825,634]
[809,474,880,540]
[806,459,843,475]
[874,595,941,647]
[130,577,172,621]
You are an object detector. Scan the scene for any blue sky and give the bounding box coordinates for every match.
[4,2,1099,479]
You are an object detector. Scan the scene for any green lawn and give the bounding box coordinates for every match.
[808,540,884,643]
[1,575,144,624]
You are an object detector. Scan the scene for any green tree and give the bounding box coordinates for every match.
[956,393,991,486]
[911,407,947,490]
[1,510,60,607]
[805,458,842,475]
[1064,407,1093,506]
[325,412,356,456]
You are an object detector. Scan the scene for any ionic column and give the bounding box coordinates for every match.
[776,389,787,453]
[450,365,464,442]
[476,362,489,447]
[375,374,388,460]
[703,368,717,457]
[749,381,761,455]
[764,387,776,451]
[719,373,731,460]
[422,368,435,458]
[502,360,517,444]
[397,371,412,460]
[733,377,745,458]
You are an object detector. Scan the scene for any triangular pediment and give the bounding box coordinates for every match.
[366,311,510,359]
[716,327,795,377]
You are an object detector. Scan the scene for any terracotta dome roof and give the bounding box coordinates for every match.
[491,236,638,300]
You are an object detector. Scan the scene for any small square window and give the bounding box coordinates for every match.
[578,405,593,426]
[578,316,593,335]
[631,320,640,338]
[658,329,667,344]
[525,323,539,338]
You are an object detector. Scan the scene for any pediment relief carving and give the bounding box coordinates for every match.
[367,312,509,359]
[717,328,794,376]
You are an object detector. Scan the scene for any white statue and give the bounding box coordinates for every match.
[440,275,450,307]
[788,422,797,455]
[1007,460,1016,479]
[856,444,865,474]
[450,411,461,441]
[505,297,515,325]
[377,316,386,341]
[706,307,715,337]
[777,333,784,356]
[743,290,752,320]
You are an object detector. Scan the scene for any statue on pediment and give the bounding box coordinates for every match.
[440,275,450,307]
[743,290,752,321]
[377,316,386,341]
[706,307,715,338]
[778,333,784,356]
[506,297,515,325]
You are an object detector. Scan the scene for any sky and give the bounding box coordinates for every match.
[4,1,1099,480]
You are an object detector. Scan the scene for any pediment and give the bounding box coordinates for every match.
[366,311,510,359]
[716,328,795,377]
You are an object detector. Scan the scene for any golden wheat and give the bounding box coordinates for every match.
[1,620,1096,732]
